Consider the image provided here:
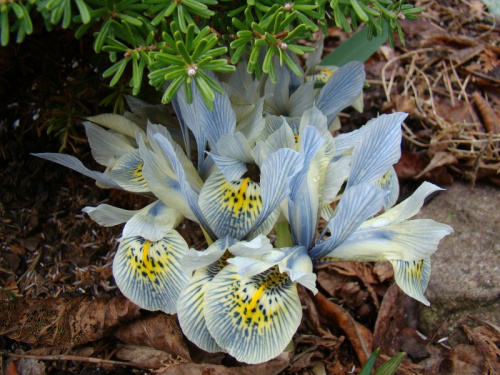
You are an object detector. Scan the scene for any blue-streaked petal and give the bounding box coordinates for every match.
[122,201,183,242]
[83,204,136,226]
[198,90,236,154]
[33,153,122,189]
[138,133,196,222]
[83,121,136,167]
[321,219,453,262]
[289,81,315,118]
[252,119,295,167]
[298,107,328,136]
[315,61,366,120]
[177,262,224,353]
[199,172,262,239]
[247,148,303,238]
[346,113,407,188]
[376,167,399,211]
[209,153,247,182]
[87,113,146,140]
[227,257,276,278]
[228,235,273,258]
[322,155,351,207]
[113,233,190,314]
[310,183,386,260]
[278,247,317,293]
[288,126,325,247]
[154,133,216,239]
[364,181,444,226]
[173,82,208,173]
[204,265,302,364]
[182,235,237,274]
[264,62,291,116]
[391,258,431,306]
[235,97,265,145]
[107,150,150,192]
[217,132,255,163]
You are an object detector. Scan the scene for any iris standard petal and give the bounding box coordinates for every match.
[346,113,407,188]
[247,148,303,238]
[204,264,302,364]
[154,133,216,239]
[315,61,366,120]
[310,183,386,260]
[209,154,248,182]
[252,119,295,167]
[113,233,190,314]
[375,167,400,211]
[288,81,315,118]
[83,121,136,168]
[177,262,225,353]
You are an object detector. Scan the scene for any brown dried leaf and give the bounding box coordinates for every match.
[160,351,291,375]
[462,321,500,374]
[315,293,373,365]
[114,344,180,369]
[373,261,393,283]
[0,295,141,348]
[114,313,190,360]
[416,151,458,178]
[13,358,46,375]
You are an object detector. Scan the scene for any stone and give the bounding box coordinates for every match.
[415,182,500,343]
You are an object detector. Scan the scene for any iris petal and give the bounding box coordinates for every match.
[113,233,190,314]
[107,150,150,192]
[391,258,431,306]
[204,265,302,364]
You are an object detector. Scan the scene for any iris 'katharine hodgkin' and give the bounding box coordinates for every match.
[36,59,453,364]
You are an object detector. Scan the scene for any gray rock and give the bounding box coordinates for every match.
[415,182,500,342]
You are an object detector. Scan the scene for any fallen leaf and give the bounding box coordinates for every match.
[416,151,458,178]
[114,344,180,369]
[114,313,190,360]
[160,351,291,375]
[0,294,141,347]
[315,293,373,366]
[462,321,500,374]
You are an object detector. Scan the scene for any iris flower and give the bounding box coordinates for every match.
[35,59,452,365]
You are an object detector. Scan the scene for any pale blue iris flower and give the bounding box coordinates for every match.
[34,59,452,365]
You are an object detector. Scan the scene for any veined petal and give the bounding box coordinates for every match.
[154,133,216,239]
[235,97,265,145]
[217,132,255,163]
[199,90,236,154]
[87,113,146,140]
[310,183,386,260]
[391,258,431,305]
[209,154,247,182]
[278,247,317,294]
[364,181,444,226]
[138,133,196,222]
[289,81,315,118]
[252,119,295,167]
[33,153,122,189]
[122,200,183,242]
[322,155,351,207]
[228,235,273,258]
[227,257,276,278]
[83,204,136,226]
[288,126,325,247]
[177,262,224,353]
[107,150,150,193]
[321,219,453,262]
[264,63,291,116]
[247,148,303,238]
[346,113,406,188]
[315,61,366,120]
[199,171,262,239]
[376,167,399,211]
[83,121,136,168]
[204,265,302,364]
[182,235,237,274]
[113,233,190,314]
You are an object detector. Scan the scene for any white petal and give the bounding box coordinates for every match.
[87,113,146,140]
[83,204,136,226]
[391,258,431,306]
